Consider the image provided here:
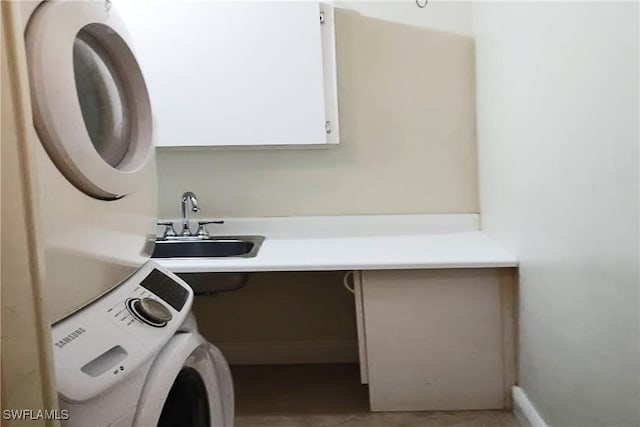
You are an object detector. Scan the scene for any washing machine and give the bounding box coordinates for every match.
[11,0,158,323]
[51,261,234,427]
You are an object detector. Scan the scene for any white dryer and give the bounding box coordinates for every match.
[13,0,158,323]
[52,261,234,427]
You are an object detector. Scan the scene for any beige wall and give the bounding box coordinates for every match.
[474,2,639,426]
[192,271,358,364]
[157,4,478,218]
[193,272,355,343]
[1,2,58,423]
[335,0,473,36]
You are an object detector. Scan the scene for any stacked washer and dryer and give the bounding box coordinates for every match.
[7,0,233,425]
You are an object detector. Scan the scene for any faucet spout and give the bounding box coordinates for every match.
[180,191,200,236]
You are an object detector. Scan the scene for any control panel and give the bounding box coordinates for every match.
[51,261,194,403]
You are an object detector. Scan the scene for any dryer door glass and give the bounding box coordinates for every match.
[73,28,130,168]
[25,1,154,199]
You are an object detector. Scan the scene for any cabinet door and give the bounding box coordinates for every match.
[115,1,338,147]
[361,269,508,412]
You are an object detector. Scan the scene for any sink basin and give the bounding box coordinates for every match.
[152,236,265,259]
[177,272,249,294]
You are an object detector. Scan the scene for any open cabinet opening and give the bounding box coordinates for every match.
[232,363,368,417]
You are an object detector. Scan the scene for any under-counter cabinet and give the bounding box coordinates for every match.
[353,269,517,412]
[117,1,339,147]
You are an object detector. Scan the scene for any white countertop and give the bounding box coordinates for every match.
[154,214,518,273]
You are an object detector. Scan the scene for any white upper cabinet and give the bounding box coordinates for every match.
[116,1,339,147]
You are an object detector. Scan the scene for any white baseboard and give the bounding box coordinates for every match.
[513,386,550,427]
[217,340,359,365]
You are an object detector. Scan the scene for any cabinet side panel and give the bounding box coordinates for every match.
[362,269,504,411]
[500,268,518,409]
[353,271,369,384]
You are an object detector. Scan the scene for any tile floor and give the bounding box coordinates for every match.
[232,364,521,427]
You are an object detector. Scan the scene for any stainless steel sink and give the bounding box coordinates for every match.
[152,235,265,259]
[177,272,250,294]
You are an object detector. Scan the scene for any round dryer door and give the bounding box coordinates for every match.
[134,333,234,427]
[26,0,153,199]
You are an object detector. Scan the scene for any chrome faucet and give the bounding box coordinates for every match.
[180,191,200,236]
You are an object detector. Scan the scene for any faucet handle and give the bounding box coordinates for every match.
[158,221,177,238]
[196,220,224,238]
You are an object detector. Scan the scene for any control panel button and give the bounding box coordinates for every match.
[126,298,172,327]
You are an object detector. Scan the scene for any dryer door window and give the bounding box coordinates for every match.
[73,27,131,169]
[26,1,153,199]
[158,367,211,427]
